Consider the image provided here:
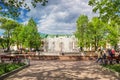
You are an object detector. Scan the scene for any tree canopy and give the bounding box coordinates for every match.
[0,18,19,51]
[85,0,120,50]
[75,15,120,51]
[88,17,106,50]
[15,18,41,51]
[75,15,88,51]
[0,0,48,18]
[106,20,120,48]
[0,17,41,51]
[88,0,120,22]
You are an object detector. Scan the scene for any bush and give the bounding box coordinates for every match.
[0,63,25,75]
[102,64,120,73]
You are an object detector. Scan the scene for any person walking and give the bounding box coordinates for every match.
[96,49,103,64]
[107,48,115,64]
[111,48,115,57]
[102,50,107,64]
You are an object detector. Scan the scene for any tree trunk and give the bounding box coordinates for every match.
[16,40,20,50]
[0,43,5,49]
[6,30,11,52]
[29,41,32,51]
[16,37,19,50]
[114,44,118,50]
[7,39,10,52]
[94,36,98,51]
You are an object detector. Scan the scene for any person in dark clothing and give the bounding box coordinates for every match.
[108,49,112,57]
[102,50,107,64]
[116,51,120,63]
[107,48,116,64]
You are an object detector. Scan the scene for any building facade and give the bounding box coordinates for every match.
[42,35,79,52]
[42,35,120,52]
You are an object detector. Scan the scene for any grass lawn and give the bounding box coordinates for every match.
[102,64,120,73]
[0,63,25,75]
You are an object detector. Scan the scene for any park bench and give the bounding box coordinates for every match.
[60,52,81,56]
[0,55,21,63]
[106,56,120,64]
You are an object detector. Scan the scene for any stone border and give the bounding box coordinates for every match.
[0,64,30,80]
[38,56,97,61]
[98,65,120,77]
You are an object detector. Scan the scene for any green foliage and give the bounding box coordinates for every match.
[0,0,48,19]
[11,18,41,51]
[0,63,25,75]
[0,17,41,51]
[88,17,106,50]
[11,25,23,49]
[0,18,19,30]
[88,0,120,49]
[0,18,19,51]
[16,18,41,50]
[106,20,119,47]
[0,37,7,49]
[75,15,88,49]
[102,64,120,73]
[75,15,106,50]
[75,15,120,50]
[88,0,120,22]
[26,18,41,50]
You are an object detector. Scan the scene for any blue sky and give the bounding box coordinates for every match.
[0,0,98,35]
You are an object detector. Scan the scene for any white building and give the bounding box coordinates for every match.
[43,35,79,52]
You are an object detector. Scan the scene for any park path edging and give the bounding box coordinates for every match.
[98,65,120,78]
[0,64,30,80]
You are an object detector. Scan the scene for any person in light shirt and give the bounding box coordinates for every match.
[96,48,103,63]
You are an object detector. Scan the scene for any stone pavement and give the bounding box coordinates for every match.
[5,61,120,80]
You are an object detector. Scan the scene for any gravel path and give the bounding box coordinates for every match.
[5,61,120,80]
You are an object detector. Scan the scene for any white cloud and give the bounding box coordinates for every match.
[21,0,98,34]
[22,20,28,25]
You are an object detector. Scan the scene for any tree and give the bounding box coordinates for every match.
[0,0,48,18]
[88,17,106,50]
[106,20,120,49]
[75,15,88,51]
[19,18,41,51]
[88,0,120,49]
[88,0,120,22]
[0,18,19,51]
[18,25,28,50]
[0,37,7,49]
[75,16,108,51]
[27,18,41,51]
[12,25,23,50]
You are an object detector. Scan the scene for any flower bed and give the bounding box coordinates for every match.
[102,64,120,73]
[0,63,25,75]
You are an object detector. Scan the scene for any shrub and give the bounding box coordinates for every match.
[102,64,120,73]
[0,63,25,75]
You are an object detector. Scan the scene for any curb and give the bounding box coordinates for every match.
[0,64,30,80]
[99,65,120,78]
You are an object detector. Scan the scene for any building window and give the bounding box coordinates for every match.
[52,42,55,51]
[69,42,73,50]
[45,42,48,52]
[59,42,64,52]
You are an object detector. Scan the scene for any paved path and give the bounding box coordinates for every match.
[5,61,119,80]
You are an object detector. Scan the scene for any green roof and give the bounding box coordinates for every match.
[40,33,73,38]
[40,33,48,38]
